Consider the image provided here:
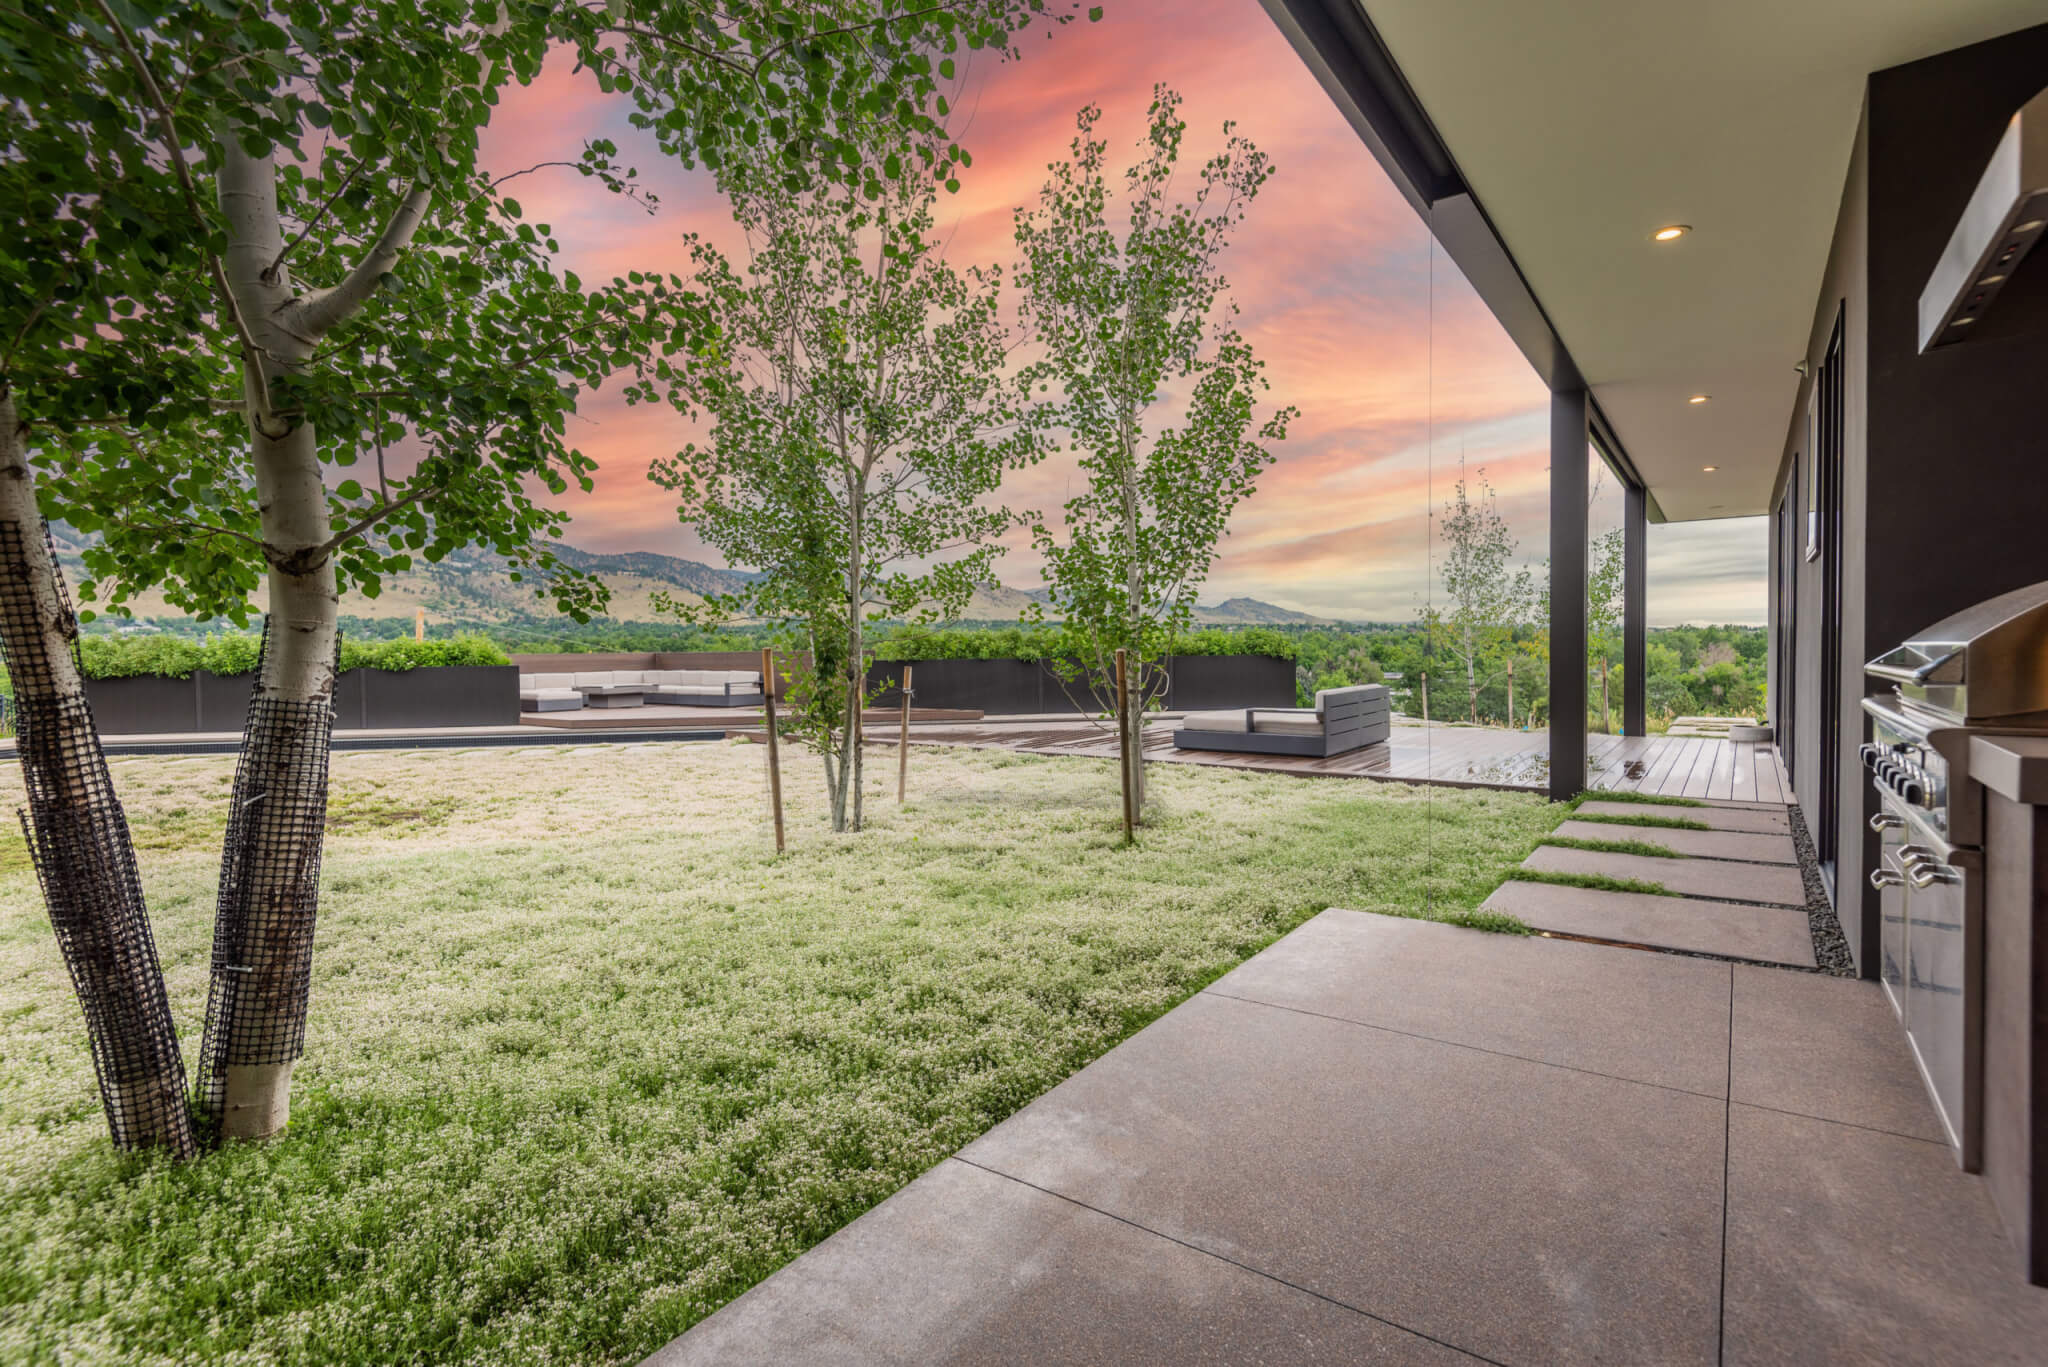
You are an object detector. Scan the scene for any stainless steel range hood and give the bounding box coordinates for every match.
[1867,578,2048,721]
[1918,86,2048,352]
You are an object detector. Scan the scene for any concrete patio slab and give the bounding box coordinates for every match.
[1575,800,1790,833]
[647,1158,1481,1366]
[1522,844,1808,906]
[1481,880,1817,968]
[648,909,2048,1366]
[1552,819,1799,865]
[959,990,1728,1367]
[1722,1105,2048,1365]
[1729,965,1946,1141]
[1207,908,1731,1095]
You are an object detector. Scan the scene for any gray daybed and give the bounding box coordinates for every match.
[518,668,767,711]
[519,672,586,713]
[1173,683,1390,758]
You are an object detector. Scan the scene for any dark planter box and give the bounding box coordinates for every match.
[354,665,516,730]
[81,673,199,735]
[86,665,518,735]
[197,670,257,732]
[863,654,1293,716]
[867,657,1047,713]
[1164,653,1298,711]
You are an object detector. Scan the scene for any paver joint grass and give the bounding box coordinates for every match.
[1566,812,1713,832]
[1571,789,1708,808]
[0,741,1566,1366]
[1538,834,1688,859]
[1504,867,1680,898]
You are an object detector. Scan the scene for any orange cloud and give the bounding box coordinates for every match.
[474,1,1761,624]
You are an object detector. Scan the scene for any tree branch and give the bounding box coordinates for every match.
[89,0,268,366]
[318,484,433,556]
[264,155,369,283]
[292,181,433,338]
[113,516,267,552]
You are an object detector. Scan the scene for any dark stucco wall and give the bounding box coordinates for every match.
[1772,21,2048,976]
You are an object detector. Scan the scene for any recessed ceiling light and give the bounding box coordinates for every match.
[1653,224,1691,242]
[2015,219,2044,233]
[1688,394,1710,404]
[1702,465,1718,472]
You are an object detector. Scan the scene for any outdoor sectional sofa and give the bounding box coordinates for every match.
[518,669,766,712]
[1172,683,1390,758]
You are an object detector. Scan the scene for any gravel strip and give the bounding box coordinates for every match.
[1787,803,1855,977]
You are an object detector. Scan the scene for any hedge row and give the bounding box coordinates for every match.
[78,634,510,680]
[871,625,1296,663]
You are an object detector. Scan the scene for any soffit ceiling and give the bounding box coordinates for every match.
[1351,0,2048,522]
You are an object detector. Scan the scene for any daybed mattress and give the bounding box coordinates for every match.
[1178,708,1326,738]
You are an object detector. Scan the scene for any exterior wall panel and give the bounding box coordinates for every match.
[1774,22,2048,976]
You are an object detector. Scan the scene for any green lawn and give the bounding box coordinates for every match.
[0,740,1564,1365]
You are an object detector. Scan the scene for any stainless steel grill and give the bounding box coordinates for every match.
[1862,580,2048,1169]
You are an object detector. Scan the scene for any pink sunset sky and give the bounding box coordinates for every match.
[476,0,1766,626]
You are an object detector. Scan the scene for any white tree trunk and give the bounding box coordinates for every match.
[1118,431,1147,818]
[0,390,198,1156]
[198,136,408,1140]
[844,485,865,835]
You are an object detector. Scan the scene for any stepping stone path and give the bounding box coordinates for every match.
[1576,800,1788,834]
[1484,798,1819,969]
[1482,879,1816,969]
[1521,845,1809,906]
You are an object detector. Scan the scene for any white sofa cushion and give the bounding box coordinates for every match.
[1179,709,1250,733]
[1250,709,1324,737]
[523,672,575,689]
[571,672,614,688]
[718,670,763,686]
[520,686,582,701]
[610,670,648,685]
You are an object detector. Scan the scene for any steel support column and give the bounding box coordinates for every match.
[1624,480,1647,737]
[1550,390,1589,800]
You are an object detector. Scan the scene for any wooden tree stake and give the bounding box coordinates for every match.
[761,647,785,854]
[1115,648,1135,843]
[897,664,913,802]
[1507,657,1515,732]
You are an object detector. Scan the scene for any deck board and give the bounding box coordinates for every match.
[865,719,1789,803]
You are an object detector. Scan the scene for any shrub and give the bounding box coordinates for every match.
[76,633,510,679]
[872,624,1296,663]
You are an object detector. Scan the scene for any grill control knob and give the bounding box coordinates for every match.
[1860,743,1881,770]
[1901,779,1926,806]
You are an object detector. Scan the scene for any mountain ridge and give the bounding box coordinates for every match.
[56,529,1330,628]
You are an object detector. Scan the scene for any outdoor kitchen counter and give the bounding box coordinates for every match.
[1972,743,2048,1285]
[1969,735,2048,803]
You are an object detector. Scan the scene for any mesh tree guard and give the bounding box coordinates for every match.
[195,620,338,1138]
[0,521,198,1157]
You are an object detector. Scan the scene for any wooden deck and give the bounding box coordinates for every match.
[522,703,980,730]
[876,719,1793,803]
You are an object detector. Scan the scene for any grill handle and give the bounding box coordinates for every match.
[1866,647,1963,686]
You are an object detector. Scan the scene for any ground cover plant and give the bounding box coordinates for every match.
[0,741,1562,1364]
[1537,834,1687,858]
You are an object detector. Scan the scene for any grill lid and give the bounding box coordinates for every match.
[1867,579,2048,721]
